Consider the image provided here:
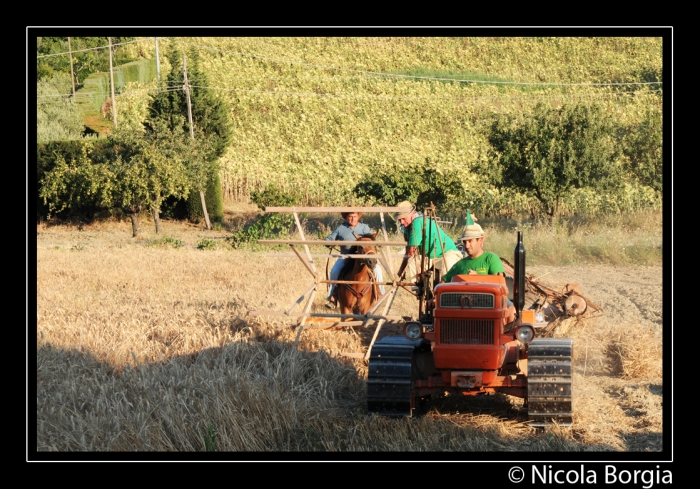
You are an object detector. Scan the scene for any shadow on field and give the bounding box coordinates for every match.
[36,330,644,453]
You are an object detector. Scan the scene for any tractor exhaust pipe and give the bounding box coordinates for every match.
[514,231,526,318]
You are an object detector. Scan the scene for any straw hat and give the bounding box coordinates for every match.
[341,205,363,220]
[461,223,485,240]
[394,201,415,221]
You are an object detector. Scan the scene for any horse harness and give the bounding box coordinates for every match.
[340,243,379,306]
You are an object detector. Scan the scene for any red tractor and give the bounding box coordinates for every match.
[367,231,573,427]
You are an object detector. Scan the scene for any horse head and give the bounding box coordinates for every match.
[337,231,381,316]
[353,232,378,269]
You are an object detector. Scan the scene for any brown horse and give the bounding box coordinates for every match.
[337,232,381,317]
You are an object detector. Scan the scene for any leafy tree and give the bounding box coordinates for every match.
[99,121,202,236]
[39,142,107,218]
[620,107,662,192]
[227,185,298,248]
[37,140,100,221]
[353,164,464,211]
[40,117,202,237]
[485,103,622,220]
[146,47,232,228]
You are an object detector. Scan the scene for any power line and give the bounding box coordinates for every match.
[37,37,663,89]
[36,39,143,59]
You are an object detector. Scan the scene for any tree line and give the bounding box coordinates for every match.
[36,37,663,229]
[39,47,232,237]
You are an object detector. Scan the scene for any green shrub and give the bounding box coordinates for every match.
[197,239,217,250]
[186,172,224,224]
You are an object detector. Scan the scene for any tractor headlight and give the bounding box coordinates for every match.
[403,321,424,340]
[515,324,535,344]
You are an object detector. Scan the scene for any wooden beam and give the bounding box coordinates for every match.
[365,285,402,361]
[379,211,395,280]
[264,206,405,213]
[298,288,317,327]
[302,320,365,328]
[247,309,406,321]
[266,253,407,258]
[365,285,394,316]
[286,283,317,315]
[259,239,406,246]
[292,211,317,275]
[289,245,317,278]
[294,325,305,347]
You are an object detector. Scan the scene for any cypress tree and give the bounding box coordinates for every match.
[146,47,232,225]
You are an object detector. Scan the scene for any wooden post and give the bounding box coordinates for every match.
[298,288,317,327]
[429,205,447,282]
[364,285,394,316]
[294,324,306,347]
[364,285,400,361]
[379,210,394,279]
[292,211,317,275]
[183,54,194,140]
[67,37,76,98]
[154,37,161,87]
[183,54,211,230]
[286,283,317,315]
[289,244,317,278]
[108,37,117,128]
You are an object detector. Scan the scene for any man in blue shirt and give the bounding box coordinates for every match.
[324,208,384,309]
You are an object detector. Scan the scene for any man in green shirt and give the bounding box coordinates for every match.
[394,201,463,282]
[442,218,505,283]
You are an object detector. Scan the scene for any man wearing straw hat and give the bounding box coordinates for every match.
[324,206,384,309]
[442,210,505,283]
[394,201,462,283]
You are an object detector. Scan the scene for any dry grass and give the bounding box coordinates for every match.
[609,325,663,380]
[483,209,663,267]
[34,218,663,456]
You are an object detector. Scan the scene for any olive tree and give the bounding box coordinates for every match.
[485,103,622,220]
[40,117,206,237]
[101,120,204,236]
[39,142,107,218]
[353,165,464,212]
[620,106,662,193]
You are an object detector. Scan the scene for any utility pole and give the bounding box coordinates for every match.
[154,37,161,88]
[68,37,76,98]
[183,54,211,230]
[108,37,117,128]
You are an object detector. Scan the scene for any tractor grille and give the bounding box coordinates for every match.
[440,292,495,309]
[439,319,494,345]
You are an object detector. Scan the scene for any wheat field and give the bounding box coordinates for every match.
[34,218,663,457]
